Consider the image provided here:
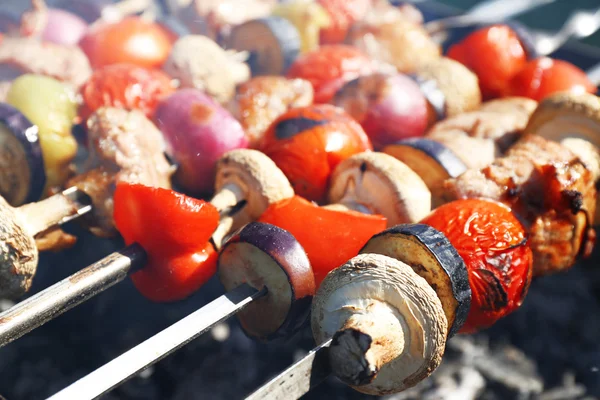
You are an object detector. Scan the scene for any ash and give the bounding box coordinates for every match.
[1,227,600,400]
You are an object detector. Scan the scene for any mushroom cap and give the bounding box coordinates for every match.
[218,222,315,341]
[327,152,431,226]
[414,57,481,118]
[312,253,447,395]
[360,223,471,337]
[163,35,250,104]
[524,91,600,149]
[0,195,38,299]
[214,149,294,231]
[478,96,538,118]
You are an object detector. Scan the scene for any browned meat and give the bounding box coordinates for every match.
[0,81,11,103]
[427,109,533,170]
[0,36,91,88]
[478,97,538,118]
[228,76,313,147]
[68,107,174,237]
[444,134,596,276]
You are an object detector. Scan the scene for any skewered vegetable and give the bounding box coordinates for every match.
[19,0,88,46]
[163,35,250,104]
[6,74,78,191]
[360,223,470,337]
[271,0,330,53]
[317,0,370,45]
[332,72,430,148]
[258,195,386,286]
[286,45,376,104]
[80,64,175,120]
[225,17,300,77]
[228,76,314,147]
[421,199,533,333]
[507,57,597,101]
[79,16,174,69]
[113,183,219,302]
[154,88,248,195]
[218,221,315,340]
[382,138,467,208]
[0,103,45,206]
[258,104,372,202]
[210,149,294,248]
[327,152,431,226]
[447,24,528,99]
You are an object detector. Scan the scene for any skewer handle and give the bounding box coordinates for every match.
[46,284,265,400]
[0,244,146,348]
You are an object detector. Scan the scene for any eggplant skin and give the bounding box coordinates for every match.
[391,138,467,178]
[220,222,315,341]
[360,223,471,337]
[0,102,45,205]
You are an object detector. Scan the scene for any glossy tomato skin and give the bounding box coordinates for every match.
[286,45,376,103]
[80,63,175,120]
[421,199,533,333]
[113,183,220,302]
[258,195,387,286]
[447,24,527,99]
[258,104,372,202]
[507,57,597,101]
[79,17,174,69]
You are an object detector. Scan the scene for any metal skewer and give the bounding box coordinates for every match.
[46,284,266,400]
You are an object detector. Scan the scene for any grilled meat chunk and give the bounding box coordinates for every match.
[444,134,596,275]
[68,107,174,237]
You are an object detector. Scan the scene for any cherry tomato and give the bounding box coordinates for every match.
[80,63,175,120]
[258,195,387,286]
[79,16,174,69]
[317,0,370,45]
[287,45,376,103]
[258,104,372,202]
[421,199,533,333]
[447,24,527,99]
[113,183,220,302]
[507,57,597,101]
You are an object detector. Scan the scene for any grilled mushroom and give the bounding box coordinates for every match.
[360,224,471,337]
[413,57,481,122]
[382,138,466,208]
[311,253,447,395]
[0,189,82,299]
[218,222,315,341]
[326,152,431,226]
[210,149,294,248]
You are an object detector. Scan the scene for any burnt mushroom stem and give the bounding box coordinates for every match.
[312,253,447,395]
[0,187,90,299]
[325,152,431,226]
[210,149,294,249]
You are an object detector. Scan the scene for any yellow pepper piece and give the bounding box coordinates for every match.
[272,0,331,53]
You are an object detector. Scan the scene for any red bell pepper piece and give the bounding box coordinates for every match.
[258,195,387,286]
[113,183,220,302]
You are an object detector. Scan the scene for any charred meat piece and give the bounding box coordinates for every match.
[68,107,174,237]
[444,134,596,275]
[0,36,91,89]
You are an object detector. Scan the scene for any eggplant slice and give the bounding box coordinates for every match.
[360,223,471,337]
[0,103,45,206]
[382,138,467,208]
[218,222,315,341]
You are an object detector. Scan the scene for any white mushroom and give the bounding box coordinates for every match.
[311,253,447,395]
[210,149,294,248]
[163,35,250,104]
[326,152,431,226]
[0,189,82,299]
